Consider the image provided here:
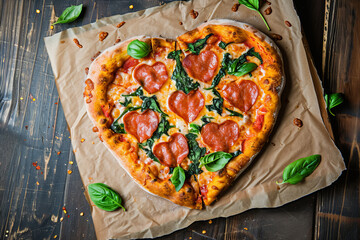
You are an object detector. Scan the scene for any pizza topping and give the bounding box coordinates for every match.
[123,110,159,143]
[122,57,140,74]
[201,120,240,152]
[168,89,205,123]
[185,133,206,174]
[183,50,218,83]
[170,166,186,191]
[253,114,264,131]
[186,34,213,55]
[199,151,241,172]
[133,62,168,94]
[101,103,113,123]
[167,50,200,94]
[222,80,259,113]
[206,89,224,115]
[127,40,151,59]
[153,133,189,167]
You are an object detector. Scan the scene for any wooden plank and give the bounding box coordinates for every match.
[315,0,360,239]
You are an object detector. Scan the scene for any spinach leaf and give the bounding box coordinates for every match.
[199,151,233,172]
[226,108,243,117]
[206,89,224,115]
[110,120,126,134]
[119,97,131,107]
[138,138,160,163]
[185,133,205,176]
[189,123,201,134]
[53,4,83,25]
[201,115,214,124]
[140,95,168,117]
[88,183,126,211]
[119,106,141,119]
[127,40,151,59]
[205,68,226,90]
[170,166,186,192]
[277,154,321,185]
[325,93,344,116]
[219,41,232,50]
[238,0,271,31]
[122,87,143,97]
[167,50,200,94]
[152,117,174,139]
[247,47,263,64]
[187,34,213,55]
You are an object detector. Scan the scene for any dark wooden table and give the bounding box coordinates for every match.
[0,0,359,239]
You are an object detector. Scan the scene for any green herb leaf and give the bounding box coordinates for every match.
[201,115,214,124]
[186,133,207,164]
[138,138,160,163]
[140,95,168,117]
[189,123,201,134]
[238,0,271,31]
[88,183,126,211]
[205,68,226,90]
[170,166,186,192]
[187,34,213,55]
[119,97,131,107]
[167,50,200,94]
[219,41,233,50]
[225,108,243,117]
[246,48,263,64]
[127,40,151,59]
[110,120,126,134]
[119,106,141,119]
[199,151,233,172]
[228,62,258,77]
[53,4,83,25]
[122,87,143,97]
[206,89,224,115]
[278,154,321,185]
[325,93,344,116]
[152,117,174,139]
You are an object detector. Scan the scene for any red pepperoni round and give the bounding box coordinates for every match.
[133,62,168,94]
[222,80,259,112]
[183,50,218,83]
[201,120,240,152]
[153,133,189,167]
[168,89,205,123]
[122,57,140,74]
[123,110,159,143]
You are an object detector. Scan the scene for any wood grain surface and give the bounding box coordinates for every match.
[0,0,358,239]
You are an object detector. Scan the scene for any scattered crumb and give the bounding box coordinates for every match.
[99,32,108,41]
[202,230,206,234]
[50,25,54,30]
[20,97,23,100]
[208,220,212,224]
[36,166,41,170]
[73,38,83,48]
[60,217,64,222]
[92,141,95,144]
[69,161,74,165]
[293,118,303,128]
[91,51,101,61]
[53,235,57,239]
[25,125,28,130]
[179,21,183,25]
[36,9,40,14]
[117,21,126,28]
[271,142,276,146]
[60,40,65,44]
[285,21,292,27]
[129,5,134,9]
[92,126,99,132]
[244,227,248,230]
[36,181,39,185]
[32,98,36,101]
[57,151,61,155]
[62,207,67,214]
[67,170,72,175]
[80,212,84,216]
[190,9,199,19]
[55,102,58,105]
[264,7,272,15]
[231,3,240,12]
[81,138,85,143]
[115,38,121,44]
[266,0,271,5]
[271,33,282,41]
[85,67,89,75]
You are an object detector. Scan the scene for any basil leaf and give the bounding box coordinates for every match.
[187,34,213,55]
[199,151,233,172]
[88,183,126,211]
[228,62,258,77]
[226,108,243,117]
[206,89,224,115]
[325,93,344,116]
[122,87,143,97]
[170,166,186,192]
[53,4,83,25]
[140,95,168,117]
[127,40,151,59]
[189,123,201,134]
[167,50,200,94]
[238,0,271,31]
[279,154,321,185]
[201,115,214,124]
[246,47,263,64]
[119,97,131,107]
[219,41,233,50]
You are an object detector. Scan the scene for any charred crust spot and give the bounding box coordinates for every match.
[263,79,269,85]
[99,32,108,41]
[211,185,219,190]
[99,118,107,124]
[218,169,226,177]
[293,118,303,128]
[179,192,185,197]
[186,187,192,193]
[101,64,107,72]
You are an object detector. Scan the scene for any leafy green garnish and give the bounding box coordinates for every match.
[247,48,263,64]
[189,123,201,134]
[277,154,321,185]
[205,68,226,90]
[206,89,224,115]
[199,152,233,172]
[167,50,200,94]
[122,87,144,97]
[185,133,206,175]
[88,183,126,211]
[325,93,344,116]
[201,115,214,124]
[53,4,83,25]
[238,0,271,31]
[170,166,186,192]
[138,140,159,163]
[119,97,131,107]
[140,95,168,117]
[127,40,151,59]
[218,41,232,50]
[187,34,213,55]
[229,62,258,77]
[152,117,175,139]
[226,108,243,117]
[110,106,141,133]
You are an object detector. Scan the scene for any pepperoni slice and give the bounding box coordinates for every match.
[168,89,205,123]
[123,110,159,143]
[182,50,218,83]
[133,62,168,94]
[153,133,189,167]
[201,120,240,152]
[122,57,139,74]
[222,80,259,112]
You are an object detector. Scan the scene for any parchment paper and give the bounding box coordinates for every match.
[44,0,346,239]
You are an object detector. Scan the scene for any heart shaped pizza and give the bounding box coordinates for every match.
[84,20,284,209]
